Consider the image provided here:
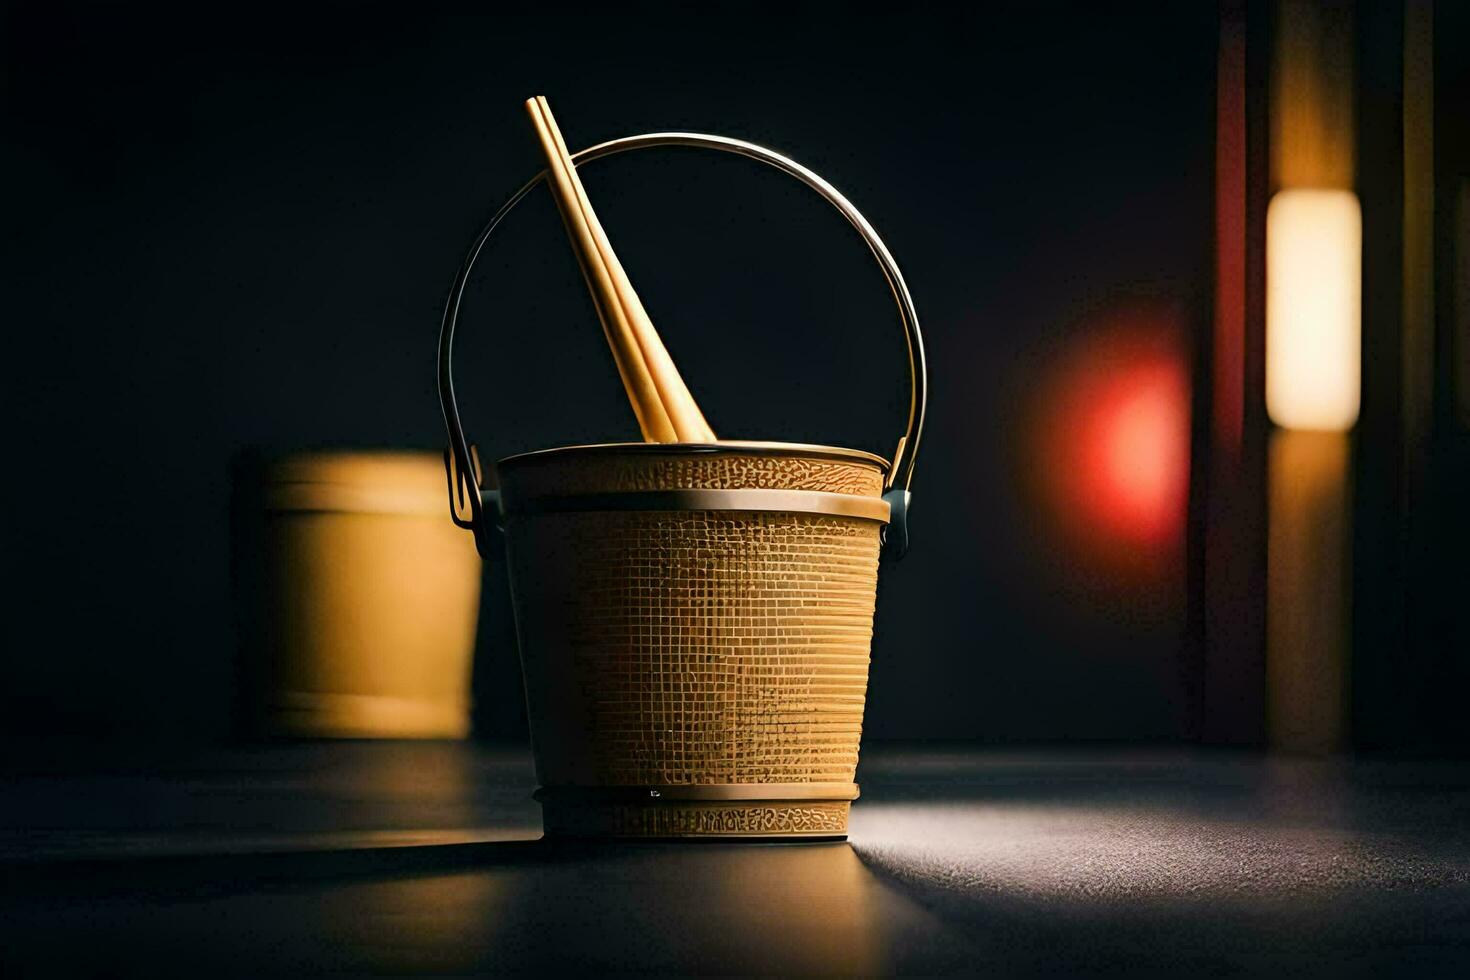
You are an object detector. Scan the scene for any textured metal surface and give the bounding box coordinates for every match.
[502,446,883,836]
[541,800,851,839]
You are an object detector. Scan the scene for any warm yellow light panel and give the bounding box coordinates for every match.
[1266,189,1361,431]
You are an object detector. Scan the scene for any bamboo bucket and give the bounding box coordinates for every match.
[252,452,481,738]
[438,133,926,838]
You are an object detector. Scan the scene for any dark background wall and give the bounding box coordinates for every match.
[2,1,1216,740]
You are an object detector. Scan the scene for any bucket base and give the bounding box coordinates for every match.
[539,794,852,840]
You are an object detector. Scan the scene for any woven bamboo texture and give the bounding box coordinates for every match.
[500,447,884,835]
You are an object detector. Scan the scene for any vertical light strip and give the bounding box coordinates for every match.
[1265,189,1362,431]
[1266,431,1349,752]
[1402,0,1435,496]
[1265,0,1357,755]
[1213,7,1248,460]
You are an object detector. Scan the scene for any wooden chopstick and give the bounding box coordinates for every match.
[525,96,715,443]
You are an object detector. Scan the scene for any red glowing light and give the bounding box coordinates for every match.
[1084,361,1190,542]
[1032,312,1191,565]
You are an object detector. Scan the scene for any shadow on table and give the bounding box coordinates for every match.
[2,836,970,975]
[3,835,550,900]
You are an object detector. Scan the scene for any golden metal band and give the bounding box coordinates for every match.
[534,782,861,803]
[503,488,890,523]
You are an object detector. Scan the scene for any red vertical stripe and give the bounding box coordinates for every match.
[1214,6,1247,462]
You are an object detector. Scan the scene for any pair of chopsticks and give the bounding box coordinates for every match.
[525,96,716,444]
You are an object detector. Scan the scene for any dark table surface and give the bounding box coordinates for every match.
[2,741,1468,977]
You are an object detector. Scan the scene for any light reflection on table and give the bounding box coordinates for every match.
[4,743,1469,976]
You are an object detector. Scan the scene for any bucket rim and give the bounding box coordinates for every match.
[496,440,891,472]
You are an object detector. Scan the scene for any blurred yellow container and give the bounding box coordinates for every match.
[254,451,481,738]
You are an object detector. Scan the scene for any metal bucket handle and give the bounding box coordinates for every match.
[437,132,927,560]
